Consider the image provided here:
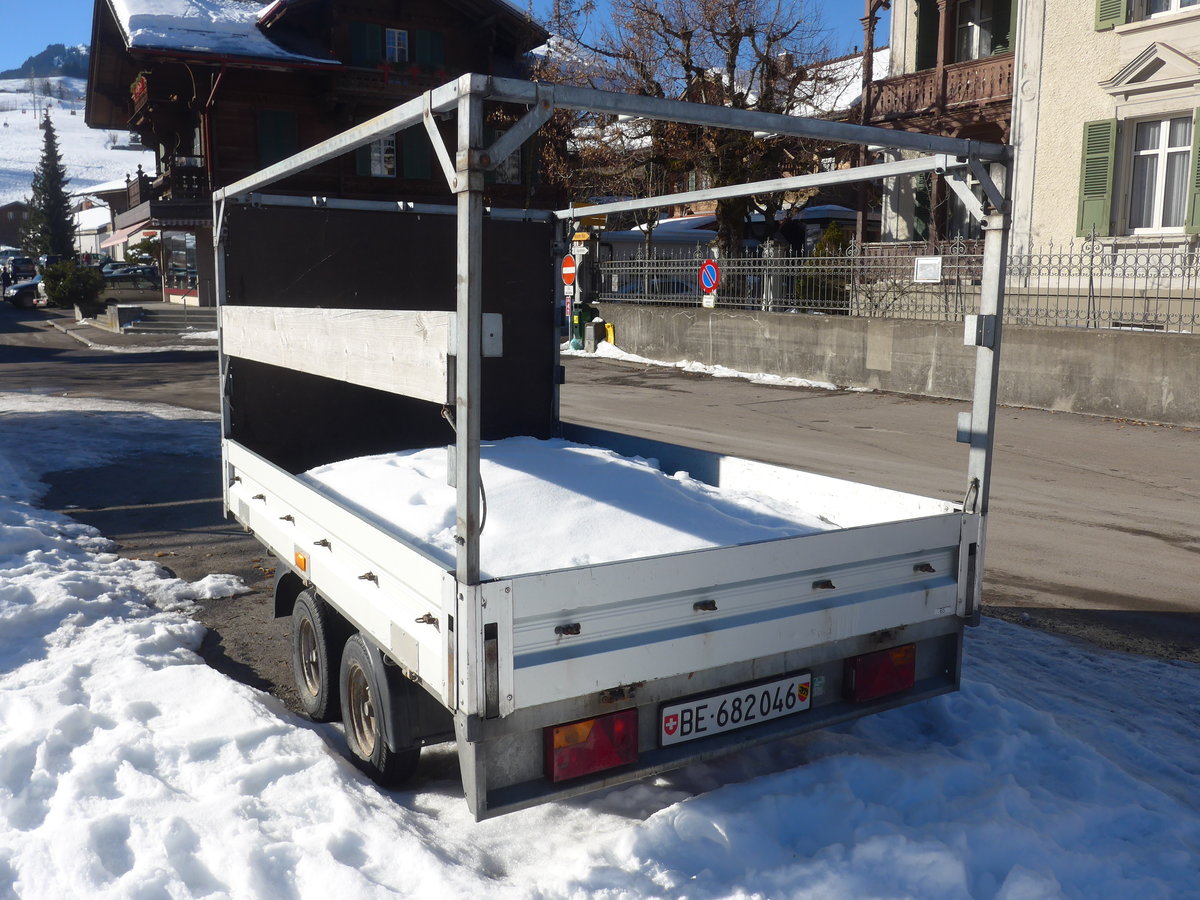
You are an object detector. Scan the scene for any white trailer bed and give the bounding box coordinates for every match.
[225,425,972,816]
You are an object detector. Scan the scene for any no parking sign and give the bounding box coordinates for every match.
[699,258,721,294]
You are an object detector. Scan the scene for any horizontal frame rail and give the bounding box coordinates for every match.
[555,154,971,221]
[212,74,1008,203]
[230,193,556,222]
[483,76,1008,161]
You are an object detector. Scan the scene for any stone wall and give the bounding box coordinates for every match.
[595,304,1200,426]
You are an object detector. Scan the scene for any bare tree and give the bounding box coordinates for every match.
[540,0,833,252]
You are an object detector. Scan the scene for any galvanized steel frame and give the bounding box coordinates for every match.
[212,72,1011,609]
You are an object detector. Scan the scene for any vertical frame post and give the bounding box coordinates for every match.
[213,198,233,506]
[454,79,485,585]
[963,160,1012,620]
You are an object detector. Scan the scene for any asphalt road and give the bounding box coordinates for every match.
[3,302,1197,723]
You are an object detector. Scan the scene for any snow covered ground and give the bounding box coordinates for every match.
[562,339,860,392]
[0,77,155,207]
[1,389,1198,899]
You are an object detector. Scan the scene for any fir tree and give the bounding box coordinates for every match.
[21,114,74,257]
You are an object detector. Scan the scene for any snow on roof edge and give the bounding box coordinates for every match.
[110,0,341,67]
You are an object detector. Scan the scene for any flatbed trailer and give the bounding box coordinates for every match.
[213,75,1012,820]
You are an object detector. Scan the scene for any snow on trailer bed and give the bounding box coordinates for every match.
[300,436,953,579]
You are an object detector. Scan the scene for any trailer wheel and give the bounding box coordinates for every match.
[291,589,341,722]
[339,634,420,788]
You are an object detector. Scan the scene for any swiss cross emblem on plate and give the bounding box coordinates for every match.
[663,713,679,736]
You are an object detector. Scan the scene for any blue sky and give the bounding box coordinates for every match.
[0,1,888,74]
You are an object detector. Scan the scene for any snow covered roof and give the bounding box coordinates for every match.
[72,177,130,196]
[75,205,114,231]
[108,0,340,65]
[803,47,891,117]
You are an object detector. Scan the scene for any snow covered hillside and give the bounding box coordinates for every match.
[0,390,1198,898]
[0,77,155,207]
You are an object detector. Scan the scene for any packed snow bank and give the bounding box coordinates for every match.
[301,438,839,578]
[563,339,868,392]
[1,391,1198,898]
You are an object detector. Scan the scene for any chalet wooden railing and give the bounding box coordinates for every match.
[125,159,209,207]
[126,167,153,207]
[870,53,1014,121]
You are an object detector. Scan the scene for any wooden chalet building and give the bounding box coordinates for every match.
[0,202,32,250]
[85,0,550,305]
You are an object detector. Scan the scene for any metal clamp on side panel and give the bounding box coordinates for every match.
[956,411,973,444]
[449,313,504,357]
[964,314,997,349]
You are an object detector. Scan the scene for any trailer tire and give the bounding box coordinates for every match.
[339,634,420,788]
[291,589,342,722]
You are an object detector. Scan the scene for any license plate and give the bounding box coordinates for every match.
[659,672,812,746]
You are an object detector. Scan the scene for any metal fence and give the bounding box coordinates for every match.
[592,234,1200,334]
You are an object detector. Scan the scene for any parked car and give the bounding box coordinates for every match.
[4,275,45,308]
[6,257,36,281]
[97,272,162,303]
[37,254,66,271]
[611,277,697,303]
[103,264,159,279]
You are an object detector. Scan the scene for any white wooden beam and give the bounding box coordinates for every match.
[220,306,451,404]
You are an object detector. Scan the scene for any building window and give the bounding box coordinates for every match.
[385,28,408,63]
[164,232,197,291]
[956,0,993,62]
[1142,0,1200,17]
[1128,116,1193,231]
[356,137,397,177]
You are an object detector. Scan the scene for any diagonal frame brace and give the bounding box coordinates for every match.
[944,169,986,224]
[968,157,1007,215]
[481,85,555,172]
[424,93,458,191]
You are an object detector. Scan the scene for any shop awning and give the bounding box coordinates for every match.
[99,219,152,249]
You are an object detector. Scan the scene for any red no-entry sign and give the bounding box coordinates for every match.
[699,258,721,294]
[561,254,577,286]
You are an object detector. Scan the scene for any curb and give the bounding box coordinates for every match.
[45,317,217,352]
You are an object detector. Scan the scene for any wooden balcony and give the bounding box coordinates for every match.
[869,53,1014,123]
[125,158,209,208]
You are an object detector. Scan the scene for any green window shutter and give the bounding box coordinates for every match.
[402,129,431,180]
[1077,119,1116,237]
[257,110,298,168]
[414,30,444,66]
[350,22,382,66]
[355,145,370,176]
[1186,108,1200,234]
[915,0,939,70]
[1095,0,1126,31]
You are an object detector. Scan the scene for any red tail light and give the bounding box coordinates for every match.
[845,643,917,703]
[544,709,638,783]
